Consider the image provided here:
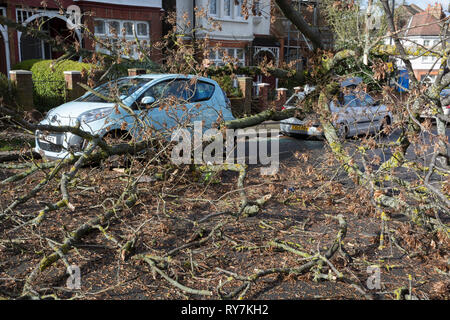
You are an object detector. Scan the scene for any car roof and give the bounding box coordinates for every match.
[340,77,362,87]
[124,73,215,83]
[441,89,450,96]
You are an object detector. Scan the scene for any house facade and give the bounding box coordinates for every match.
[390,3,448,83]
[271,0,333,70]
[0,0,164,75]
[176,0,274,68]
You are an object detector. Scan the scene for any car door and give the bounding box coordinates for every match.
[358,92,382,133]
[341,94,362,135]
[134,78,192,135]
[186,80,225,130]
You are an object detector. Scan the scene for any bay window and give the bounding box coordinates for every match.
[94,19,150,59]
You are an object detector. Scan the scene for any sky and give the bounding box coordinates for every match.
[361,0,449,12]
[404,0,449,10]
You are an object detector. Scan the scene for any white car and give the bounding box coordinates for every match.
[280,78,393,138]
[421,88,450,119]
[35,74,234,160]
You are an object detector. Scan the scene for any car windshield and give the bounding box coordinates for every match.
[441,89,450,98]
[285,93,305,107]
[358,93,375,106]
[343,94,360,107]
[77,78,150,103]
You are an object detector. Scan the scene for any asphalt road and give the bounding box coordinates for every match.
[234,122,449,167]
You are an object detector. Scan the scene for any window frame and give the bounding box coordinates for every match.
[209,0,218,16]
[209,47,246,66]
[189,80,216,102]
[235,0,244,18]
[223,0,232,17]
[93,18,150,59]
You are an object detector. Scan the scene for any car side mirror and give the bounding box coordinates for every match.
[141,96,155,105]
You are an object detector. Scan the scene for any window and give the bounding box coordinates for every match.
[358,93,375,107]
[77,78,149,103]
[137,23,148,36]
[123,22,134,36]
[235,0,243,17]
[422,55,434,63]
[224,0,231,17]
[423,40,430,47]
[210,0,217,15]
[94,19,150,59]
[189,81,215,102]
[253,0,261,15]
[143,79,190,101]
[94,20,105,34]
[209,48,245,66]
[343,95,360,108]
[108,21,120,34]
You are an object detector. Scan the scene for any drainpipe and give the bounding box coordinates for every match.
[192,0,196,41]
[3,27,11,77]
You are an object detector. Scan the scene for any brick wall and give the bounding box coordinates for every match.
[3,0,163,67]
[81,3,163,62]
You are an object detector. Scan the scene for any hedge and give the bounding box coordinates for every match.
[31,59,95,112]
[11,59,42,71]
[211,75,242,98]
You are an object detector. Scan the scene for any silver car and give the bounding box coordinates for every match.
[35,74,234,160]
[280,78,393,138]
[420,88,450,119]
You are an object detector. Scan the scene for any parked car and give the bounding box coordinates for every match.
[420,88,450,119]
[280,78,393,138]
[281,84,316,111]
[442,89,450,116]
[35,74,234,160]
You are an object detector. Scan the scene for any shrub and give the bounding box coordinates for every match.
[31,59,95,112]
[107,60,161,81]
[11,59,42,71]
[211,75,242,98]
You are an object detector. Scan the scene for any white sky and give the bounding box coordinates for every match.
[404,0,449,10]
[361,0,449,10]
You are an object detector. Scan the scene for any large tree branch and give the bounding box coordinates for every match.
[274,0,324,50]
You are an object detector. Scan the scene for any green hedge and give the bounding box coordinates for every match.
[106,59,161,80]
[211,75,242,98]
[12,59,42,71]
[31,60,95,112]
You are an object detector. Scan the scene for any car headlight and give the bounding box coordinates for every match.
[78,107,113,123]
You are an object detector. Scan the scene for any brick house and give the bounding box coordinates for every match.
[174,0,334,92]
[271,0,333,70]
[176,0,273,67]
[390,3,449,83]
[0,0,164,76]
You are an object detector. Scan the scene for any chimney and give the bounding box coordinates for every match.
[426,2,444,20]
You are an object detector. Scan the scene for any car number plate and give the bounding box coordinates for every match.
[291,125,308,131]
[40,134,57,144]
